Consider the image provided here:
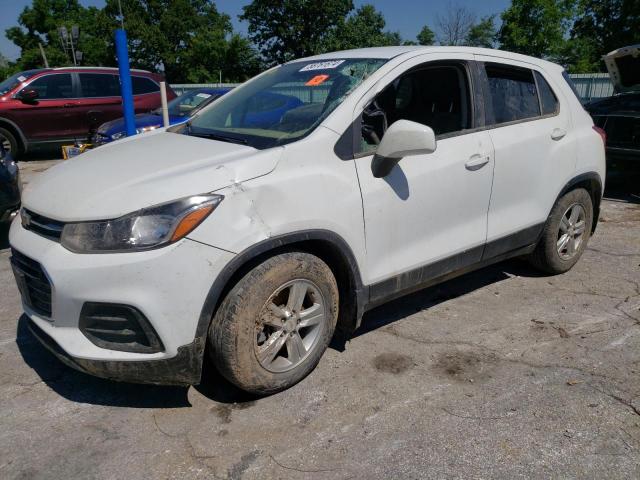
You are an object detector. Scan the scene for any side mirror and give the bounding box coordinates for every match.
[17,88,39,103]
[371,120,437,178]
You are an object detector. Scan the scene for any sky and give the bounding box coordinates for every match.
[0,0,511,61]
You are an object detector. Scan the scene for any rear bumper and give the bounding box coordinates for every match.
[27,318,201,385]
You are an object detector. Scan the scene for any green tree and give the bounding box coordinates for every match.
[498,0,573,59]
[100,0,260,82]
[465,15,496,48]
[240,0,354,65]
[6,0,113,70]
[571,0,640,72]
[417,25,436,45]
[324,4,402,51]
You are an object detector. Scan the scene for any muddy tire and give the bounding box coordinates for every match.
[529,188,593,274]
[208,252,339,395]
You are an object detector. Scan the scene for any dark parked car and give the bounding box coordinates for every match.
[586,45,640,172]
[92,87,231,145]
[0,143,20,222]
[0,67,176,157]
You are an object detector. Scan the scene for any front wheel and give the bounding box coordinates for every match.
[529,188,594,274]
[208,252,338,394]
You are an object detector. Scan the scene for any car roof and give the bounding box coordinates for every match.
[288,46,563,71]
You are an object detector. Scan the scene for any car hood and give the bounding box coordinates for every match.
[604,44,640,93]
[22,131,281,221]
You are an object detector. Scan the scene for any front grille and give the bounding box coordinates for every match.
[10,249,52,317]
[22,209,65,241]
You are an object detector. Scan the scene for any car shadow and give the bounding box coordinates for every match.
[15,315,192,408]
[353,258,545,339]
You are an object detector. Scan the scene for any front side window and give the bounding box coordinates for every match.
[24,74,74,99]
[79,73,120,98]
[485,64,540,124]
[132,76,159,95]
[186,58,387,149]
[359,64,471,155]
[0,69,43,96]
[534,71,559,115]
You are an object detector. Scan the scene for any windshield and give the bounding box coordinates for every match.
[154,90,223,117]
[185,58,387,149]
[0,69,44,96]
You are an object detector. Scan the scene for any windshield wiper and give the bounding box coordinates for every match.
[188,131,248,145]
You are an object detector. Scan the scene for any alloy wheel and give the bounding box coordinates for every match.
[255,279,327,373]
[557,203,587,260]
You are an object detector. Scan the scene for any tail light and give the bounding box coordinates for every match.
[593,125,606,146]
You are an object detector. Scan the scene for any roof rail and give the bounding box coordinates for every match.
[51,66,151,73]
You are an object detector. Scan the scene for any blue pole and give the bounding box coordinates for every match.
[115,29,136,137]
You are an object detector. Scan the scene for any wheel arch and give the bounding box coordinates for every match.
[0,117,27,153]
[192,230,368,380]
[555,172,603,233]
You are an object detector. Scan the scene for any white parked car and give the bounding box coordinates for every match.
[10,47,605,394]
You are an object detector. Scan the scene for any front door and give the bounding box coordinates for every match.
[352,55,495,297]
[12,73,76,141]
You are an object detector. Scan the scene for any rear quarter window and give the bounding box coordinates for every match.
[132,76,159,95]
[485,63,540,124]
[534,71,559,115]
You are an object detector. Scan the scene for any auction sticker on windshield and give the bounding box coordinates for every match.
[299,60,345,71]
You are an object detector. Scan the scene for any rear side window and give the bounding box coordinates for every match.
[25,74,74,99]
[534,71,559,115]
[132,76,159,95]
[79,73,120,97]
[562,70,583,104]
[485,64,540,124]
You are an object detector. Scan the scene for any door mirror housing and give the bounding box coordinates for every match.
[17,88,39,103]
[371,120,437,178]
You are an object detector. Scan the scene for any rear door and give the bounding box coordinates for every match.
[473,56,576,257]
[12,73,76,141]
[73,73,123,137]
[352,54,495,292]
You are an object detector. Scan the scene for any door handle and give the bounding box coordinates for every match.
[63,103,77,108]
[551,128,566,140]
[465,154,490,171]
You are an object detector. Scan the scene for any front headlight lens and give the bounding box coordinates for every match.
[61,194,223,253]
[137,125,160,134]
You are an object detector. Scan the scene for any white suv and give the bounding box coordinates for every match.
[10,47,605,394]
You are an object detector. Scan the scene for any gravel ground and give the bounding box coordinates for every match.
[1,157,639,480]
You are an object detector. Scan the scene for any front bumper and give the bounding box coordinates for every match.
[10,218,235,385]
[27,318,201,385]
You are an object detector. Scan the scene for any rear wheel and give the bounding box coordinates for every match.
[208,252,338,394]
[529,188,593,274]
[0,127,19,157]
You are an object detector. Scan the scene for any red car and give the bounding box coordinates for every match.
[0,67,176,156]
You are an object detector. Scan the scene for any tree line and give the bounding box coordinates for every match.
[2,0,639,83]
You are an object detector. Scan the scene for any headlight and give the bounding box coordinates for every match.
[61,194,223,253]
[137,125,160,134]
[111,131,126,140]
